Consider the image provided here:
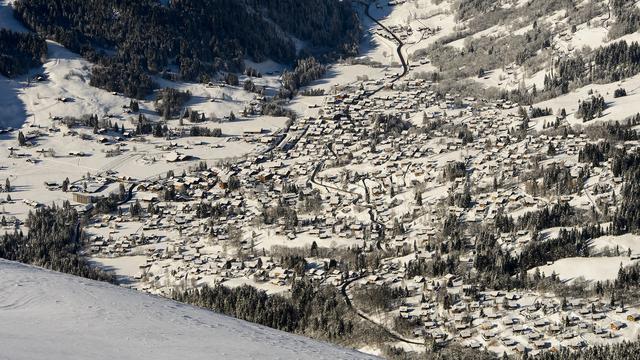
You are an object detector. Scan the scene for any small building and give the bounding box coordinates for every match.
[627,313,640,322]
[610,321,626,330]
[73,193,100,204]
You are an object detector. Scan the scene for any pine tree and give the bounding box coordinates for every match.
[17,131,26,146]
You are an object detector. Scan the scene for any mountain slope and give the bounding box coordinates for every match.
[0,259,377,360]
[11,0,361,98]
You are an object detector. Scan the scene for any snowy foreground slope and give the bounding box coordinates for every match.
[0,260,377,360]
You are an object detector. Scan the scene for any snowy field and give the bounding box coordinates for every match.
[0,259,377,360]
[530,256,639,283]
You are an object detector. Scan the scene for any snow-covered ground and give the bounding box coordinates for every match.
[530,256,639,283]
[592,233,640,255]
[0,259,377,360]
[0,0,27,34]
[531,71,640,127]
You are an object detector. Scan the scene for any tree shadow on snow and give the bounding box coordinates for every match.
[0,76,28,130]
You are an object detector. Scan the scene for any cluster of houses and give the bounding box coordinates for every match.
[38,32,628,356]
[350,259,640,355]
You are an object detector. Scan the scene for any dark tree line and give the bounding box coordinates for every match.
[578,141,613,167]
[0,28,47,77]
[472,224,600,290]
[468,203,603,290]
[455,0,496,21]
[611,151,640,177]
[591,41,640,81]
[155,88,191,119]
[576,95,607,122]
[542,41,640,99]
[442,161,467,181]
[258,100,298,119]
[188,126,222,137]
[615,261,640,290]
[532,341,640,360]
[518,227,596,270]
[61,114,125,134]
[261,199,298,230]
[529,106,553,118]
[525,163,587,196]
[90,61,153,99]
[612,154,640,234]
[352,283,408,313]
[194,201,237,219]
[447,186,472,208]
[371,113,412,138]
[13,0,360,98]
[606,120,640,140]
[614,87,627,98]
[587,117,640,141]
[282,57,328,93]
[133,114,168,137]
[243,0,360,57]
[0,204,114,282]
[172,280,355,341]
[517,202,577,231]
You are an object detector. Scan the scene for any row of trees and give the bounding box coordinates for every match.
[578,142,613,166]
[540,40,640,101]
[570,40,640,88]
[154,88,191,119]
[584,118,640,141]
[188,126,222,137]
[534,341,640,360]
[281,57,328,93]
[529,106,553,118]
[90,60,153,99]
[172,280,357,341]
[524,163,587,197]
[576,95,607,122]
[471,224,601,290]
[261,199,299,230]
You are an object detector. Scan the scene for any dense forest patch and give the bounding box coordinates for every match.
[0,29,47,77]
[13,0,361,98]
[172,280,363,342]
[0,204,114,282]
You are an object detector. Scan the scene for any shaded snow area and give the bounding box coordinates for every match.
[0,0,28,34]
[0,260,377,360]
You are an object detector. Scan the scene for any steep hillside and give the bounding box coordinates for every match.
[0,28,46,77]
[0,259,377,360]
[12,0,361,97]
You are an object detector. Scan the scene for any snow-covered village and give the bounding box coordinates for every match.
[3,0,640,359]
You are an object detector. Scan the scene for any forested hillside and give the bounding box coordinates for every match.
[0,29,47,77]
[0,204,114,282]
[13,0,360,98]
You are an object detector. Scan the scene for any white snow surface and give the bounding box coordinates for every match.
[0,259,377,360]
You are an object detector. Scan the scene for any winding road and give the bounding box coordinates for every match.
[330,1,420,347]
[362,1,409,84]
[340,274,424,345]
